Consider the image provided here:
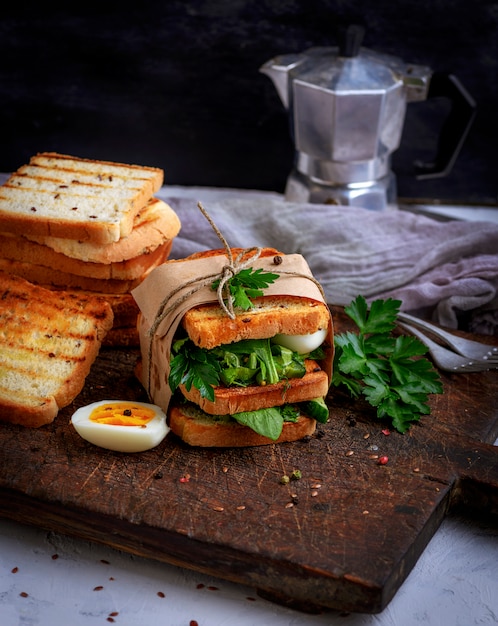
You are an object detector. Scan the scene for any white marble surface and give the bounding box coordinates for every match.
[1,182,497,625]
[1,514,497,626]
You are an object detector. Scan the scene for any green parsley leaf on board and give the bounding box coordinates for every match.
[212,267,279,311]
[332,295,443,433]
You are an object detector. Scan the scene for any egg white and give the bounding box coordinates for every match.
[71,400,169,453]
[272,328,327,354]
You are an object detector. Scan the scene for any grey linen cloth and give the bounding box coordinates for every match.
[161,195,498,334]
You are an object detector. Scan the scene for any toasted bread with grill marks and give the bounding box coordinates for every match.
[0,272,113,427]
[0,152,163,244]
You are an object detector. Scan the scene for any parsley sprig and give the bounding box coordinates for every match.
[212,267,279,311]
[332,295,443,433]
[169,337,221,403]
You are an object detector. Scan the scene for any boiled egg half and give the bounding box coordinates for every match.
[272,328,327,355]
[71,400,169,452]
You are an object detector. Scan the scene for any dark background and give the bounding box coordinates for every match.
[0,1,496,204]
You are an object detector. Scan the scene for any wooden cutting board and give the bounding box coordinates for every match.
[1,307,497,614]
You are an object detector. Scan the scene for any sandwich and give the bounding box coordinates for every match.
[0,271,114,428]
[0,152,181,346]
[133,247,334,447]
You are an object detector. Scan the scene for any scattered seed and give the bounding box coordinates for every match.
[369,454,379,459]
[236,505,246,511]
[196,583,205,590]
[190,620,199,626]
[51,554,59,560]
[222,466,229,473]
[363,510,369,515]
[363,433,370,439]
[212,506,224,512]
[285,502,294,509]
[20,591,28,598]
[11,567,18,574]
[413,467,420,473]
[157,591,166,598]
[93,586,104,591]
[311,483,322,489]
[208,586,219,591]
[311,490,319,497]
[345,450,354,457]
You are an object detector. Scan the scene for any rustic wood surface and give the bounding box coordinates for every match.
[0,307,497,614]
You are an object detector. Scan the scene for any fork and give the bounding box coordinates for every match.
[398,321,498,373]
[398,311,498,362]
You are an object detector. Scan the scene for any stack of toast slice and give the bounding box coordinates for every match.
[0,271,114,427]
[0,152,181,345]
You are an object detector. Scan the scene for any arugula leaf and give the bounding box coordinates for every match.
[226,339,280,384]
[212,267,279,311]
[332,295,443,433]
[170,337,308,404]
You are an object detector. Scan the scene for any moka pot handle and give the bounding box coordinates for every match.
[415,72,476,179]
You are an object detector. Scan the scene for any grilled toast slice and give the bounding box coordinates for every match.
[23,198,180,263]
[0,272,114,427]
[0,234,174,280]
[0,153,163,244]
[0,253,168,293]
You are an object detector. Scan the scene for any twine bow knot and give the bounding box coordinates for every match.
[215,245,262,319]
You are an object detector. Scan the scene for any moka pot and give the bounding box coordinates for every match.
[260,26,475,210]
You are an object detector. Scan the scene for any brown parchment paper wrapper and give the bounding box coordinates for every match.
[132,253,334,413]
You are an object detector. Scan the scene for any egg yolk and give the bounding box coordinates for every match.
[89,402,156,427]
